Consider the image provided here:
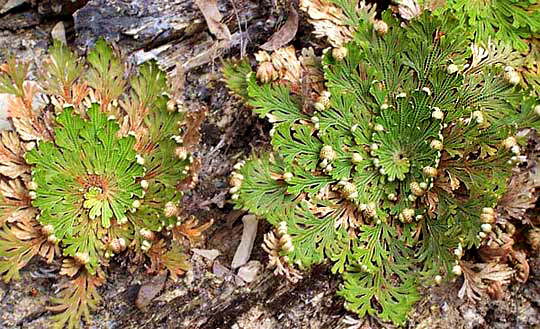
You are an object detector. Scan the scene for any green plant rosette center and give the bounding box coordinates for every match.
[24,104,144,270]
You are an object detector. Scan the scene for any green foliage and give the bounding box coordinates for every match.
[25,105,145,273]
[225,11,540,325]
[0,40,200,328]
[432,0,540,53]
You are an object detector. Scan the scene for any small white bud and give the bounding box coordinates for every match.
[434,275,442,285]
[351,153,363,164]
[374,124,384,132]
[482,207,494,215]
[140,180,149,189]
[432,107,444,120]
[511,145,520,154]
[141,240,152,252]
[505,69,520,85]
[452,265,462,276]
[139,228,155,240]
[423,166,438,177]
[136,154,145,165]
[502,136,517,149]
[164,201,178,217]
[472,111,484,124]
[314,102,326,112]
[75,252,90,265]
[48,234,58,244]
[447,64,459,74]
[320,145,337,161]
[283,172,293,182]
[132,199,141,209]
[430,140,443,150]
[332,46,348,60]
[28,181,38,190]
[373,20,388,35]
[481,223,492,233]
[535,105,540,116]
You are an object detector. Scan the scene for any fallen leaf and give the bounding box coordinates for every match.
[135,271,168,311]
[231,214,258,268]
[260,4,299,51]
[192,248,221,261]
[195,0,231,41]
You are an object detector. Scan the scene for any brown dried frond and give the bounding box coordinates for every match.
[60,258,83,277]
[299,47,325,95]
[7,81,52,141]
[497,167,539,224]
[479,233,514,263]
[147,240,190,281]
[299,0,357,47]
[0,178,35,226]
[0,217,58,281]
[181,104,207,150]
[48,270,104,329]
[305,190,364,236]
[178,157,201,191]
[0,131,30,178]
[511,249,529,283]
[146,239,167,274]
[6,81,51,141]
[173,216,213,244]
[458,261,515,302]
[262,229,302,283]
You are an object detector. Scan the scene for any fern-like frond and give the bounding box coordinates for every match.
[48,271,104,329]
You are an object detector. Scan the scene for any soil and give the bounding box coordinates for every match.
[1,1,540,329]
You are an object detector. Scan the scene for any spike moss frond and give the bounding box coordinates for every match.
[0,40,208,328]
[224,9,540,325]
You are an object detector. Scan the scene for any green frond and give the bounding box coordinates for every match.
[246,74,309,124]
[129,60,168,109]
[435,0,540,53]
[221,58,252,100]
[85,38,126,103]
[0,56,30,97]
[225,8,536,325]
[40,40,83,97]
[232,154,296,221]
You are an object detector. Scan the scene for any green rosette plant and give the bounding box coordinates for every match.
[224,10,540,325]
[0,40,208,328]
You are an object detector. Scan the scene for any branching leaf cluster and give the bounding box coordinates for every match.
[224,10,540,325]
[0,41,208,328]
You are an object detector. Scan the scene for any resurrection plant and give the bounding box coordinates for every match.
[429,0,540,53]
[0,40,209,328]
[404,0,540,95]
[224,9,540,325]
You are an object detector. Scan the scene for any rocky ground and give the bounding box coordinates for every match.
[1,1,540,329]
